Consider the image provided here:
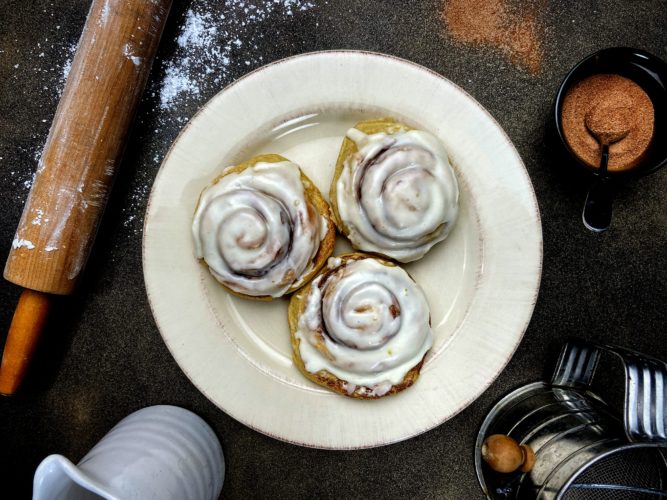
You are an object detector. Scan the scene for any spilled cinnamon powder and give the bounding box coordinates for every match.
[442,0,543,74]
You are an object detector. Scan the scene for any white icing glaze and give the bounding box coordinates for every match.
[336,127,459,262]
[192,161,323,297]
[296,258,433,391]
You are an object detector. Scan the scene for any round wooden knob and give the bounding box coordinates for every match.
[481,434,535,473]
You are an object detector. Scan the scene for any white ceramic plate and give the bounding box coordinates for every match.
[143,51,542,449]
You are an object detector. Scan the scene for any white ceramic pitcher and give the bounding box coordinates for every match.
[33,405,225,500]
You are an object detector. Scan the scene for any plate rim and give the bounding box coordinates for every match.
[142,49,543,449]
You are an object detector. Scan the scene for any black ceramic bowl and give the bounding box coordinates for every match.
[554,47,667,180]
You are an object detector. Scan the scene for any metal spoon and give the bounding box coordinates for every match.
[582,105,632,232]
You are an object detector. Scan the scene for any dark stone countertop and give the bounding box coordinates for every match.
[1,1,666,498]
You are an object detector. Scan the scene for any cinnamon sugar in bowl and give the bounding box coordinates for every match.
[554,47,667,179]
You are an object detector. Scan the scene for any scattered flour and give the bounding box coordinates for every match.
[59,43,77,96]
[4,24,77,205]
[99,0,111,26]
[32,209,45,225]
[12,238,35,250]
[121,182,152,228]
[157,0,316,111]
[123,43,143,66]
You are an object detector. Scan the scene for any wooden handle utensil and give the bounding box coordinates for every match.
[0,0,172,395]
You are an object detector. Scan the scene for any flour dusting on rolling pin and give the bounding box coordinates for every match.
[5,0,171,292]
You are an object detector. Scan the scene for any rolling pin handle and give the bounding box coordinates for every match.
[0,289,51,395]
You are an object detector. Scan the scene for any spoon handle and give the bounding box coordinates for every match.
[582,145,613,232]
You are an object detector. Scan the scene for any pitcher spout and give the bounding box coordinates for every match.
[33,454,115,500]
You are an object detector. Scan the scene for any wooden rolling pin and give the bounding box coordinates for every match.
[0,0,172,395]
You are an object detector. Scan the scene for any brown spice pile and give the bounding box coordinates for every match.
[561,74,654,171]
[441,0,543,74]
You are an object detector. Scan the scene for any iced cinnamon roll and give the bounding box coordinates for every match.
[192,154,336,300]
[330,118,459,263]
[288,253,433,399]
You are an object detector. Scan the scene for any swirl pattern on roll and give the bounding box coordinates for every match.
[296,256,433,396]
[336,127,459,262]
[192,161,323,297]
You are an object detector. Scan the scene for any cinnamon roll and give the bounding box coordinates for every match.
[330,118,459,263]
[192,154,336,300]
[288,253,433,399]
